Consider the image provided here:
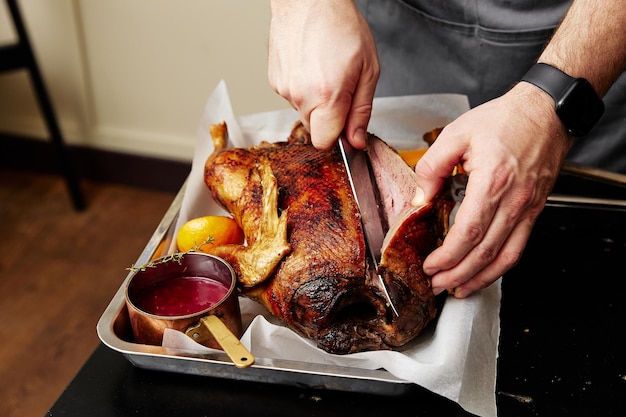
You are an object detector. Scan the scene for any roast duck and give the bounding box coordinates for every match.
[204,122,454,354]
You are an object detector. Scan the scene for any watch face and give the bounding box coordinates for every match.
[556,79,605,137]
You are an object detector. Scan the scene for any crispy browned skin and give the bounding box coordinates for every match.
[207,123,366,339]
[204,122,449,354]
[204,122,291,288]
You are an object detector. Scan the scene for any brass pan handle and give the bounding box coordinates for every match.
[186,315,254,368]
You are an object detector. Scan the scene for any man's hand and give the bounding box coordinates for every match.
[415,83,572,298]
[416,0,626,298]
[268,0,379,150]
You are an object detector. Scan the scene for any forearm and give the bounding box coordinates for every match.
[539,0,626,96]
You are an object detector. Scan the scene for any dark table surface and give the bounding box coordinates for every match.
[46,173,626,417]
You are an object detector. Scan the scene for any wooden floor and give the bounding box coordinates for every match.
[0,169,177,417]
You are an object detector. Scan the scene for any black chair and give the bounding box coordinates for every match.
[1,0,86,210]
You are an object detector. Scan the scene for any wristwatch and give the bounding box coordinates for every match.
[520,63,604,137]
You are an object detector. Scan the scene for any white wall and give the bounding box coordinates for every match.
[0,0,289,162]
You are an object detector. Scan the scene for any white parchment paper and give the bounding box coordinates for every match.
[164,80,501,417]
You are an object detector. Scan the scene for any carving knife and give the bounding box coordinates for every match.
[338,136,399,317]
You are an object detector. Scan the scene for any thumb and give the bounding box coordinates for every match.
[308,102,349,150]
[344,73,377,149]
[412,140,463,205]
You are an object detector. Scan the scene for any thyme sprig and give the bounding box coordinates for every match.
[127,251,187,273]
[127,236,215,273]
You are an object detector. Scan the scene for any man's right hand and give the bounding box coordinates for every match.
[268,0,380,150]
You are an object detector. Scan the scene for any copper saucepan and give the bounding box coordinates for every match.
[125,252,254,368]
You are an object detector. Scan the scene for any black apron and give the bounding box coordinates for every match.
[356,0,626,173]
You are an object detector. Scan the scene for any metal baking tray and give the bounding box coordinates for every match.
[96,180,413,395]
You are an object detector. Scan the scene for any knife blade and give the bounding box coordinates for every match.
[337,136,399,317]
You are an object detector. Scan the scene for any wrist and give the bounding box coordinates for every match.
[520,63,604,137]
[510,82,565,134]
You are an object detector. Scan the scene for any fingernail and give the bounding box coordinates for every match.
[453,288,466,298]
[354,128,367,148]
[432,287,444,296]
[423,261,436,277]
[412,185,425,206]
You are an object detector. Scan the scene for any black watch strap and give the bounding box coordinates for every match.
[521,63,574,102]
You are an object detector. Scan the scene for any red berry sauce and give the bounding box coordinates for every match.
[133,275,229,317]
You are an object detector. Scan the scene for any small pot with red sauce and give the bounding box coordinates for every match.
[125,252,250,365]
